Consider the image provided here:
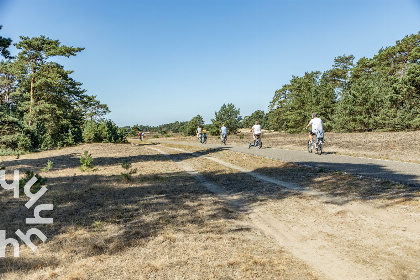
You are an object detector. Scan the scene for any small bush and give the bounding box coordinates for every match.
[19,170,47,195]
[0,148,23,156]
[79,151,94,172]
[64,129,76,146]
[121,160,131,170]
[41,133,54,150]
[82,122,96,143]
[120,173,131,182]
[121,160,137,182]
[41,160,54,172]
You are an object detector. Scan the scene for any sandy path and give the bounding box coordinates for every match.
[150,144,420,280]
[147,139,420,187]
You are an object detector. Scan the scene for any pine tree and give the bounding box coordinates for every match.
[14,36,84,126]
[210,103,242,135]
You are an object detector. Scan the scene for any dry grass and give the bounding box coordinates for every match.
[0,143,319,280]
[1,133,419,279]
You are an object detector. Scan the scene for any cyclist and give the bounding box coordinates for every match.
[196,125,202,142]
[306,113,324,145]
[220,124,227,143]
[251,121,262,145]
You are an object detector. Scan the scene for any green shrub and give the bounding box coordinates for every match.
[79,151,94,171]
[41,133,54,150]
[19,170,47,195]
[106,120,127,143]
[1,133,32,151]
[121,160,131,170]
[82,120,127,143]
[82,122,96,143]
[64,129,76,146]
[41,160,54,172]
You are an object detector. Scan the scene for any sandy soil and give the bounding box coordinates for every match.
[1,140,419,279]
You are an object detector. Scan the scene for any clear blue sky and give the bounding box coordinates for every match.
[1,0,420,127]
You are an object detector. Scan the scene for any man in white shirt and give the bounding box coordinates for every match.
[306,113,324,144]
[196,126,202,142]
[251,121,262,144]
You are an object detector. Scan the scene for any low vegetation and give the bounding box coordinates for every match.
[120,160,137,182]
[79,150,94,172]
[41,160,53,172]
[0,143,321,279]
[18,170,46,196]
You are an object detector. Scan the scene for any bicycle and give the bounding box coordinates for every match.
[307,136,324,155]
[248,134,262,149]
[202,133,207,144]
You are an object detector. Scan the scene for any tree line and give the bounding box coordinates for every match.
[269,32,420,133]
[128,103,264,137]
[0,26,126,153]
[131,31,420,137]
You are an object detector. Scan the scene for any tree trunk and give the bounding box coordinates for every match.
[5,86,9,104]
[29,76,35,126]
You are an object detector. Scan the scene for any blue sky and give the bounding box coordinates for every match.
[1,0,420,127]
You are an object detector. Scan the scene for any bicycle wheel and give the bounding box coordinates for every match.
[307,140,313,153]
[248,140,251,149]
[317,142,323,155]
[258,140,262,149]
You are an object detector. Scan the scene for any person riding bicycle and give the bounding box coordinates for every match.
[220,124,227,143]
[251,121,262,145]
[196,125,203,142]
[306,113,324,146]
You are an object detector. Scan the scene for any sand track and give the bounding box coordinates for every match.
[152,144,420,280]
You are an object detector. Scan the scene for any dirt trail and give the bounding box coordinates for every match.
[147,139,420,187]
[151,144,420,280]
